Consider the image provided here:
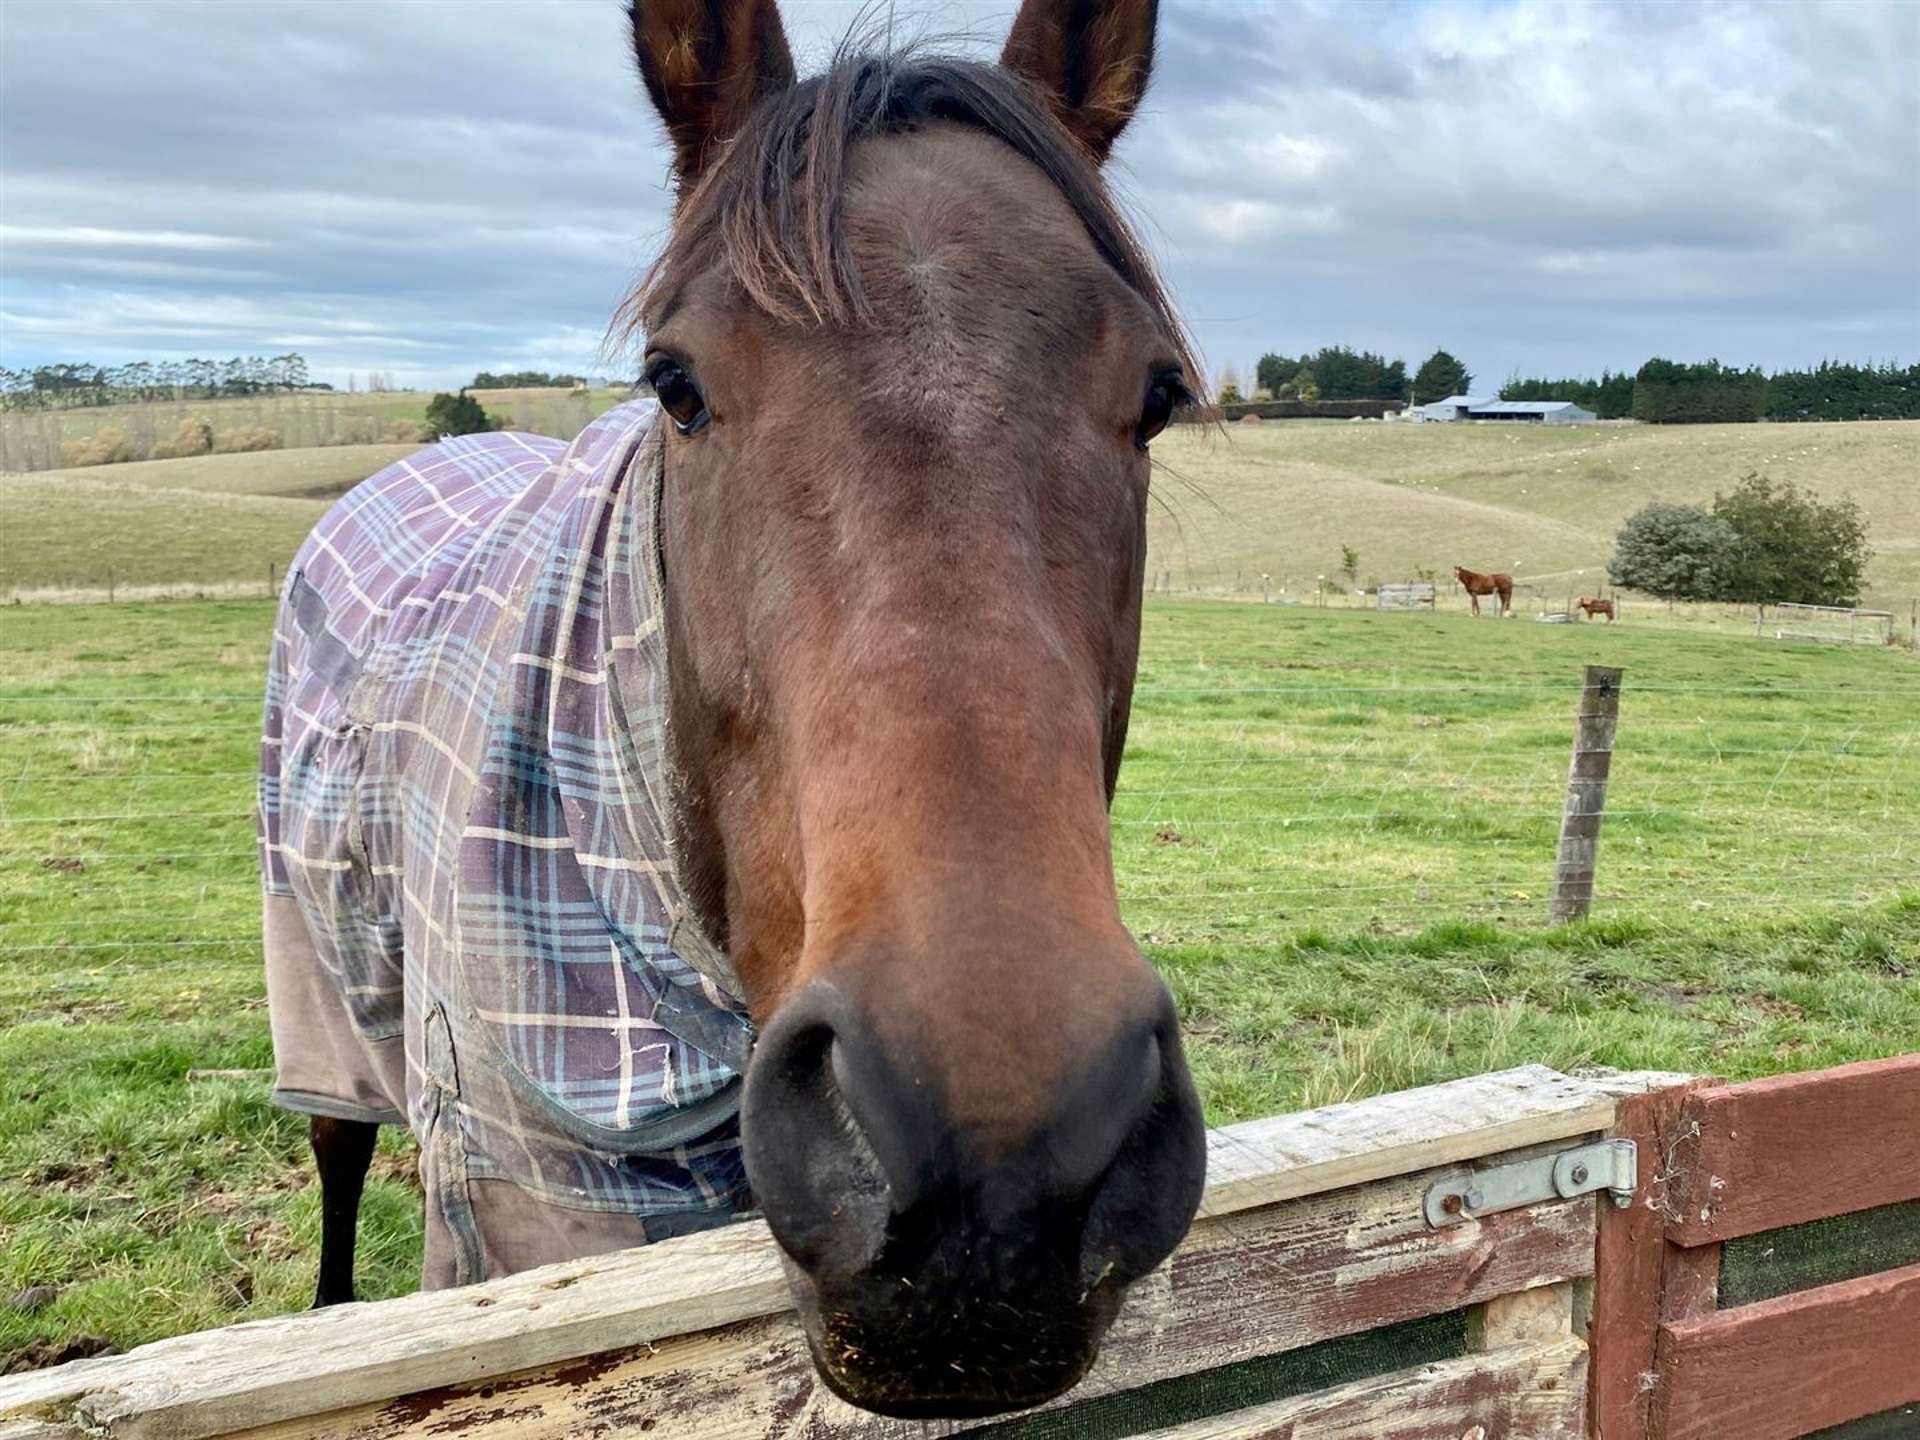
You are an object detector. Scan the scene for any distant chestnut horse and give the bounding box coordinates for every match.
[1454,565,1514,616]
[1578,595,1617,622]
[263,0,1206,1421]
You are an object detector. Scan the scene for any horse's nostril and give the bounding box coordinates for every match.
[742,994,896,1274]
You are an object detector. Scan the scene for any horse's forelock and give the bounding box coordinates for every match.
[613,45,1196,387]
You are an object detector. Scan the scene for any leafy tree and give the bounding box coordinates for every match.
[1412,349,1472,402]
[425,390,493,437]
[1247,347,1407,402]
[1764,360,1920,421]
[1710,472,1872,605]
[1632,358,1766,423]
[1281,366,1319,402]
[1606,503,1736,601]
[1339,545,1360,588]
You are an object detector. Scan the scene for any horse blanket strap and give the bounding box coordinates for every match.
[259,399,752,1234]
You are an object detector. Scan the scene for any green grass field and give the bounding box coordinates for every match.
[2,597,1915,1364]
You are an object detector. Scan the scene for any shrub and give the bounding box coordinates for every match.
[60,427,139,467]
[151,418,214,459]
[1710,471,1871,605]
[425,390,492,437]
[213,425,283,453]
[1606,502,1736,601]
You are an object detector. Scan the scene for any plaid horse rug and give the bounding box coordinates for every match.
[259,399,754,1284]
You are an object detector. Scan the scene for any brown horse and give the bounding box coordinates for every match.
[1454,564,1514,616]
[1578,595,1617,622]
[286,0,1207,1422]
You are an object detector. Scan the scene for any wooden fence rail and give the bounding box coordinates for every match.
[0,1066,1678,1440]
[8,1055,1915,1440]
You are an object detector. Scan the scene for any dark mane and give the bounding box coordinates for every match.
[618,46,1198,385]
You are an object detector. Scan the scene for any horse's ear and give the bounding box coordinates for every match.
[629,0,795,185]
[1000,0,1158,163]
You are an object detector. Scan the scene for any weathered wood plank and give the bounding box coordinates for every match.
[0,1221,789,1437]
[1198,1065,1687,1218]
[1586,1078,1729,1440]
[1667,1053,1920,1245]
[0,1421,79,1440]
[1652,1261,1920,1440]
[219,1166,1599,1440]
[1126,1340,1589,1440]
[1,1066,1676,1440]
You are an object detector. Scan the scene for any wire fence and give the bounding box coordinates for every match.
[2,665,1916,971]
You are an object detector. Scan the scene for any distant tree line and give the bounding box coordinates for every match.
[1246,345,1917,425]
[469,369,584,389]
[1505,359,1918,423]
[0,354,314,410]
[1627,358,1768,424]
[1762,361,1920,422]
[1256,347,1410,403]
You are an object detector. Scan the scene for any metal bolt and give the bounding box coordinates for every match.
[1569,1163,1590,1186]
[1465,1187,1485,1210]
[1440,1194,1464,1216]
[1613,1193,1633,1209]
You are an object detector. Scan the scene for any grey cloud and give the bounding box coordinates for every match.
[1,0,1914,390]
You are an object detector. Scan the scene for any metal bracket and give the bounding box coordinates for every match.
[1424,1139,1637,1228]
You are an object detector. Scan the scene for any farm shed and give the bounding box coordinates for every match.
[1464,400,1598,425]
[1412,393,1491,421]
[4,1056,1915,1439]
[1412,397,1597,424]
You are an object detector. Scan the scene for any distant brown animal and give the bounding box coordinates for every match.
[1453,565,1513,616]
[1578,596,1617,622]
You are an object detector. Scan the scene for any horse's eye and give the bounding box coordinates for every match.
[1136,369,1189,449]
[646,356,709,435]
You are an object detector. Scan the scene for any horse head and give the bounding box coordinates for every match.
[626,0,1206,1417]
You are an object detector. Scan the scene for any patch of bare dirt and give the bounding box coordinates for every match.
[3,1336,120,1373]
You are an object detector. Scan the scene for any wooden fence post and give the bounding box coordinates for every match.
[1550,665,1623,924]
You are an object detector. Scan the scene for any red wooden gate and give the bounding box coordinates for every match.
[1591,1054,1920,1440]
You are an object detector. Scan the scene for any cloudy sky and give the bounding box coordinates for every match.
[3,0,1915,393]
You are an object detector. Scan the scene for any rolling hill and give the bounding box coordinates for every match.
[3,420,1914,606]
[1146,419,1919,605]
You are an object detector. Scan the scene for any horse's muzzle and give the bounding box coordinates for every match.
[741,978,1207,1417]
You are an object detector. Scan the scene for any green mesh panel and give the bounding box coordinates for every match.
[969,1309,1469,1440]
[1801,1403,1920,1439]
[1719,1200,1920,1309]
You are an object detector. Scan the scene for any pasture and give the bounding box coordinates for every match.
[2,595,1915,1363]
[1149,417,1920,607]
[6,417,1917,612]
